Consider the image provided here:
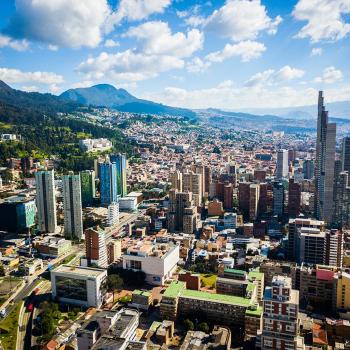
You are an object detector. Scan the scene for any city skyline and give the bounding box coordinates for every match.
[0,0,350,110]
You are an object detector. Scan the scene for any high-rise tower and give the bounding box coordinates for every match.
[110,154,127,197]
[63,174,83,240]
[35,170,57,233]
[99,161,118,205]
[315,91,336,222]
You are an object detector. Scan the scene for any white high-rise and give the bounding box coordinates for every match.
[276,149,288,179]
[63,174,83,240]
[35,170,57,233]
[107,202,119,227]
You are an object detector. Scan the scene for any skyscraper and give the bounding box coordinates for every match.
[110,154,127,197]
[80,170,96,207]
[315,91,336,223]
[302,159,314,180]
[273,181,284,217]
[85,227,108,268]
[276,149,288,179]
[62,174,83,240]
[288,179,301,218]
[99,161,118,205]
[35,170,57,233]
[342,136,350,173]
[182,171,203,206]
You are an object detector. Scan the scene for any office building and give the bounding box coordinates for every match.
[287,218,325,261]
[302,159,314,180]
[99,161,118,205]
[249,184,260,221]
[122,243,179,285]
[238,182,250,218]
[107,202,119,227]
[342,137,350,173]
[272,181,284,217]
[315,91,336,223]
[170,170,182,191]
[335,272,350,311]
[62,174,83,240]
[0,195,36,233]
[80,170,96,206]
[260,276,304,350]
[288,179,301,218]
[110,153,127,197]
[183,171,203,206]
[276,149,289,179]
[35,170,57,233]
[294,227,343,267]
[33,236,72,258]
[333,171,350,227]
[168,189,198,234]
[85,227,108,268]
[51,265,107,307]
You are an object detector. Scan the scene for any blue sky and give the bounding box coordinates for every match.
[0,0,350,110]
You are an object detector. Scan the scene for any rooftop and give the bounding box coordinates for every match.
[162,281,186,299]
[52,264,106,277]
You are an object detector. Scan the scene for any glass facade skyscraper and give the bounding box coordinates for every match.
[99,161,118,205]
[110,154,127,197]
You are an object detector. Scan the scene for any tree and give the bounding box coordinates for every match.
[0,264,5,277]
[183,319,194,331]
[198,322,209,333]
[106,274,123,301]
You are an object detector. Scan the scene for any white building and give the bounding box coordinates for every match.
[276,149,289,179]
[122,243,179,285]
[79,138,112,152]
[118,197,137,211]
[51,265,107,307]
[35,170,57,233]
[107,202,119,227]
[62,174,83,240]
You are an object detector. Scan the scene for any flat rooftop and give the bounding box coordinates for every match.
[52,265,106,277]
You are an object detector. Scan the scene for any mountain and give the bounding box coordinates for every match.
[0,80,81,115]
[236,100,350,120]
[60,84,196,119]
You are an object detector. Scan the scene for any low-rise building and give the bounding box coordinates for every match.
[18,258,43,276]
[51,265,107,307]
[122,242,179,285]
[33,237,72,258]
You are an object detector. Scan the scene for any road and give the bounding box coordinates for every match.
[105,211,140,243]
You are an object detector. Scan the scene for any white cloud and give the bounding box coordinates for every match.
[104,39,120,48]
[314,66,343,84]
[71,81,94,89]
[0,67,64,85]
[4,0,171,49]
[204,0,282,42]
[77,50,184,82]
[48,44,59,51]
[5,0,111,48]
[293,0,350,42]
[245,66,305,87]
[206,40,266,63]
[125,21,204,58]
[0,34,29,51]
[311,47,323,56]
[186,57,211,73]
[105,0,171,31]
[21,85,39,92]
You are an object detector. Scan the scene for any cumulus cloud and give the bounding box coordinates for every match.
[125,21,204,58]
[314,66,343,84]
[206,40,266,63]
[0,34,29,51]
[186,57,211,73]
[104,39,120,48]
[3,0,172,48]
[140,83,321,109]
[245,66,305,87]
[106,0,171,30]
[311,47,323,56]
[204,0,282,42]
[77,50,184,82]
[0,67,64,85]
[293,0,350,42]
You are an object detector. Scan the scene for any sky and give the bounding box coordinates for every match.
[0,0,350,110]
